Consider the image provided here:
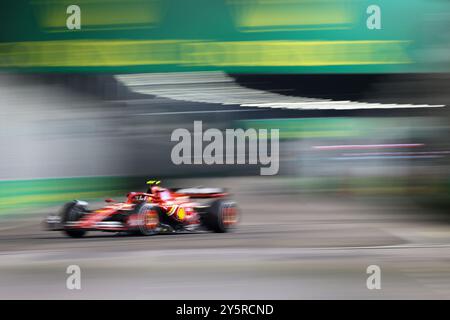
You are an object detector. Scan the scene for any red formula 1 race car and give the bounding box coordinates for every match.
[45,180,239,238]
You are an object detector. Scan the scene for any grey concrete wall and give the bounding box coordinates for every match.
[0,74,131,179]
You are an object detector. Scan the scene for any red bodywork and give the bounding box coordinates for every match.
[65,188,230,232]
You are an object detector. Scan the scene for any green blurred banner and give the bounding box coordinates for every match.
[1,0,449,73]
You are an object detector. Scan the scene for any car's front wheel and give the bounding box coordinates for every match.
[137,204,161,236]
[60,201,88,238]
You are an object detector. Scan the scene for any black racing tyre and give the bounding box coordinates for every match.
[60,201,88,238]
[204,199,239,233]
[137,204,161,236]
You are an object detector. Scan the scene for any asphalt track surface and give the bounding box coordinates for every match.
[1,177,450,299]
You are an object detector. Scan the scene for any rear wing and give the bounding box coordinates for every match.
[171,187,228,199]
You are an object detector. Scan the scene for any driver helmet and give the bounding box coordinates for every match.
[146,179,162,194]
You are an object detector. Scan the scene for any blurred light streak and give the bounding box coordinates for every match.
[134,109,261,116]
[117,72,445,110]
[32,0,164,32]
[0,40,412,68]
[343,151,450,156]
[313,144,425,150]
[227,0,353,32]
[331,156,443,160]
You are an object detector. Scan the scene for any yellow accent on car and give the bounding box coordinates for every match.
[167,205,177,216]
[176,207,186,220]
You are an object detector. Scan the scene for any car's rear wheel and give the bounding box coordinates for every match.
[137,204,161,236]
[204,199,238,233]
[60,201,88,238]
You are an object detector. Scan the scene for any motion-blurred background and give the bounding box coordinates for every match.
[1,0,450,299]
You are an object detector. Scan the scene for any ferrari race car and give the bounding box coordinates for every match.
[45,180,239,238]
